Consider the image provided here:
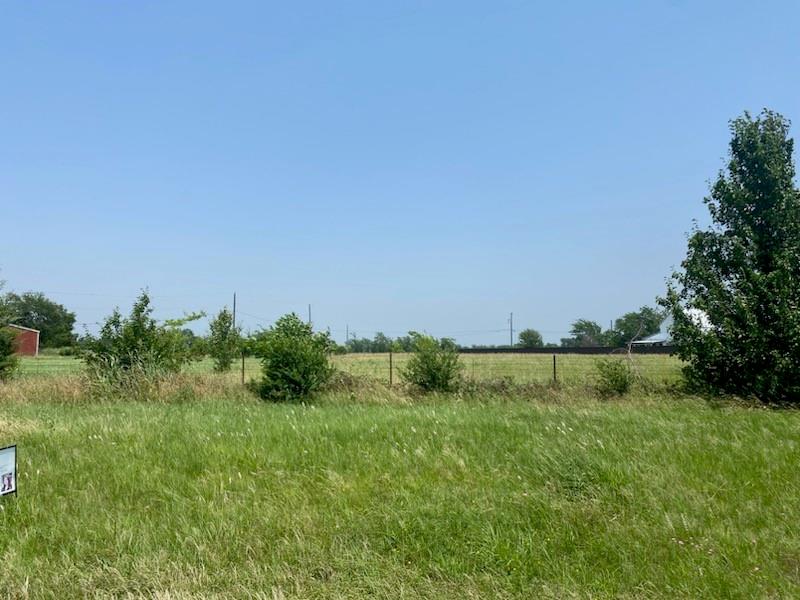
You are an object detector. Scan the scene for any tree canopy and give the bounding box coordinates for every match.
[518,328,544,348]
[560,319,605,347]
[3,291,76,347]
[663,110,800,403]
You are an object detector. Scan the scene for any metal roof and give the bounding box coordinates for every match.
[7,324,40,333]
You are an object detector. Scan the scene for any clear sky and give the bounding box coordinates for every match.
[2,1,799,345]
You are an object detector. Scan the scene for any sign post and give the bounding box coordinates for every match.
[0,445,17,497]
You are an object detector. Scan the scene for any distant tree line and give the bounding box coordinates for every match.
[0,286,666,355]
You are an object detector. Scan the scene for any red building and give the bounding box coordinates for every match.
[8,324,40,357]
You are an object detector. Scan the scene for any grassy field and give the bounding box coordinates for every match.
[19,352,684,386]
[1,389,799,598]
[3,354,798,597]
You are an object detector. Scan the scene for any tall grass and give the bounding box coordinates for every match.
[0,373,798,597]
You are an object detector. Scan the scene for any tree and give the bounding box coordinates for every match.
[85,291,203,374]
[208,308,241,372]
[372,332,393,353]
[561,319,605,347]
[3,292,76,347]
[518,328,544,348]
[663,110,800,403]
[605,306,664,347]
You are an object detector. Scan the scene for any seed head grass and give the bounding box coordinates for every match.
[0,360,797,597]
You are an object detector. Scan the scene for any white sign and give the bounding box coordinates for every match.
[0,446,16,496]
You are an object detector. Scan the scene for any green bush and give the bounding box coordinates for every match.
[595,358,634,396]
[0,327,19,382]
[251,313,333,402]
[84,292,203,384]
[208,308,241,372]
[401,333,463,392]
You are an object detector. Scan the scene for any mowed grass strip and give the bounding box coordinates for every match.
[1,396,799,597]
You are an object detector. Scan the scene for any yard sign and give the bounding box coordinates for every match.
[0,445,16,497]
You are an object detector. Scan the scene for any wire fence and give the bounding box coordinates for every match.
[17,352,684,387]
[334,352,683,386]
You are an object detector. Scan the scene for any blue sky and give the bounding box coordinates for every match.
[2,1,799,344]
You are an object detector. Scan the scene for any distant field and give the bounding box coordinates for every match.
[19,352,683,385]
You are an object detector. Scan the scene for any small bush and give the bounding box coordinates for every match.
[0,327,19,382]
[595,358,634,396]
[401,333,463,392]
[83,292,203,391]
[251,313,333,402]
[208,308,241,372]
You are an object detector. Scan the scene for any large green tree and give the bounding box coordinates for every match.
[663,110,800,403]
[560,319,604,347]
[518,328,544,348]
[605,306,664,348]
[3,292,76,347]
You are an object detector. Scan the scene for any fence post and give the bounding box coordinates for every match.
[241,351,245,386]
[553,354,557,384]
[389,351,393,387]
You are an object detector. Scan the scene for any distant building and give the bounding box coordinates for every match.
[631,309,711,347]
[7,324,40,356]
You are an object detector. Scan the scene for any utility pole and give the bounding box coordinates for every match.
[308,304,312,326]
[232,293,237,329]
[509,312,514,347]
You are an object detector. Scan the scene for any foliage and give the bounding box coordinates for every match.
[345,331,400,353]
[560,319,605,347]
[0,280,17,381]
[401,332,463,392]
[208,308,241,372]
[594,358,634,396]
[663,110,800,404]
[518,328,544,348]
[371,332,393,353]
[2,291,77,347]
[84,291,204,378]
[604,306,664,347]
[0,327,18,381]
[391,335,414,352]
[251,313,334,402]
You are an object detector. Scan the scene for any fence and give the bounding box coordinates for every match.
[16,351,684,387]
[334,351,682,387]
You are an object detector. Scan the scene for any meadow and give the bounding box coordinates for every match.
[18,352,684,386]
[2,353,799,598]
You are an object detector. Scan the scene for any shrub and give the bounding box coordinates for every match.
[208,308,241,372]
[251,313,333,402]
[0,327,19,382]
[595,358,633,396]
[84,292,203,385]
[401,333,463,392]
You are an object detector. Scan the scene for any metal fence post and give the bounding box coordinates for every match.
[553,354,557,384]
[241,351,245,386]
[389,351,393,386]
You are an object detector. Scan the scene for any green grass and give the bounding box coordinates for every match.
[1,388,799,597]
[19,352,684,386]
